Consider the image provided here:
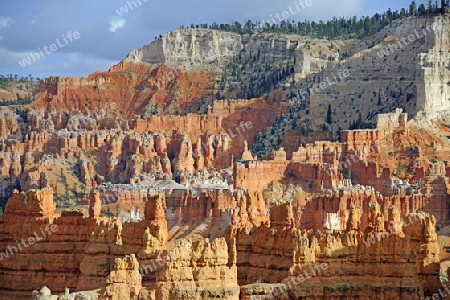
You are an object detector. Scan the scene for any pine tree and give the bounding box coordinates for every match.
[428,0,434,12]
[410,1,417,15]
[418,4,427,15]
[326,104,332,124]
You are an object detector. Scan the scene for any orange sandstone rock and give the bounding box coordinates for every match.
[98,254,142,300]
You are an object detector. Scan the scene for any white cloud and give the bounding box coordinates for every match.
[0,17,14,29]
[109,17,126,33]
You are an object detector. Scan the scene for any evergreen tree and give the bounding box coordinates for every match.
[410,1,417,15]
[418,4,427,15]
[428,0,434,12]
[209,3,427,39]
[326,104,332,124]
[377,92,382,106]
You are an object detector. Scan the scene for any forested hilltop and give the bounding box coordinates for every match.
[175,0,449,39]
[0,74,40,105]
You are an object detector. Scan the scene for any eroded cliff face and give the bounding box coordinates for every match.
[7,186,441,300]
[235,109,450,228]
[303,13,450,134]
[232,203,440,299]
[125,29,243,72]
[0,186,241,299]
[0,107,259,208]
[123,28,351,75]
[156,238,239,300]
[26,13,450,137]
[2,10,450,300]
[30,63,217,119]
[2,99,449,297]
[98,254,142,300]
[416,14,450,117]
[0,189,172,299]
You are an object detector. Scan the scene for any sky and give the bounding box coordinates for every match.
[0,0,429,79]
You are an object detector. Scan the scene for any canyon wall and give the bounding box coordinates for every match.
[307,14,450,132]
[155,238,239,300]
[0,190,170,299]
[124,29,243,72]
[416,14,450,117]
[233,203,440,299]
